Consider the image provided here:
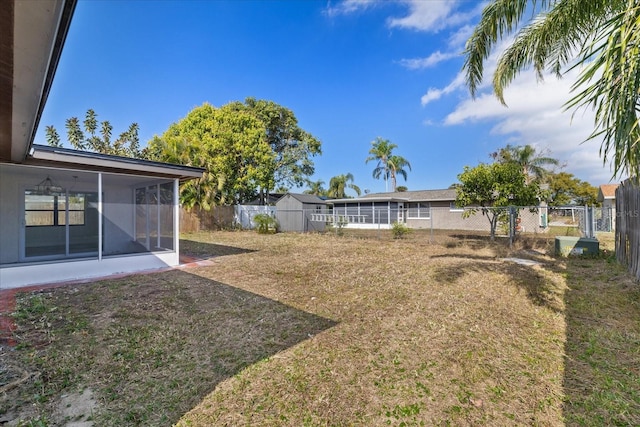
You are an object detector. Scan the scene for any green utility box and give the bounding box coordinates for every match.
[555,236,600,257]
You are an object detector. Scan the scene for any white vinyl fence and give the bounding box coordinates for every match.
[234,205,276,230]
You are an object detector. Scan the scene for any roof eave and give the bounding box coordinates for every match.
[27,145,204,180]
[3,0,77,163]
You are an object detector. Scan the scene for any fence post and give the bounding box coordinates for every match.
[584,205,595,238]
[509,206,516,248]
[430,209,434,244]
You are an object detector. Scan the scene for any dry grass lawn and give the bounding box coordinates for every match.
[1,230,638,426]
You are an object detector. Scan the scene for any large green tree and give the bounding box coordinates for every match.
[365,137,411,192]
[46,109,141,158]
[464,0,640,180]
[327,173,361,198]
[226,97,322,200]
[547,172,599,206]
[146,103,274,208]
[492,144,559,183]
[456,162,540,239]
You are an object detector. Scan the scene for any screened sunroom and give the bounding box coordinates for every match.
[0,145,203,289]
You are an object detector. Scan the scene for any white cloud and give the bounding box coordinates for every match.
[387,0,485,32]
[447,24,474,49]
[323,0,379,17]
[387,1,458,32]
[398,51,459,70]
[421,72,466,105]
[443,70,616,184]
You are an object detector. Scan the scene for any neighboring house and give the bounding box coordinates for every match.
[275,193,327,232]
[327,189,464,230]
[0,0,204,289]
[597,184,620,231]
[327,189,545,232]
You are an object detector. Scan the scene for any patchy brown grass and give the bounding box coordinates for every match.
[1,230,638,426]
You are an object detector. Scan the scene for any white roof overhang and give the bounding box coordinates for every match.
[26,144,204,181]
[0,0,76,163]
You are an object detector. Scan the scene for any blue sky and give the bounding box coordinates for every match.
[36,0,621,193]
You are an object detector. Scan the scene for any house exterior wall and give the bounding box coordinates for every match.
[0,251,178,290]
[329,199,547,234]
[0,166,23,264]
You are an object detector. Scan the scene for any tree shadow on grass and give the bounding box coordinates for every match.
[180,239,257,258]
[561,258,640,426]
[429,255,565,313]
[4,269,337,426]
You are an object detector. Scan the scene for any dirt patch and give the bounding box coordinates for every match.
[54,388,97,426]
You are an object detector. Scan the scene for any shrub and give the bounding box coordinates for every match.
[253,213,278,234]
[391,221,411,239]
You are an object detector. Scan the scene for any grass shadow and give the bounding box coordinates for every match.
[3,269,336,425]
[561,257,640,426]
[430,255,565,313]
[180,239,257,258]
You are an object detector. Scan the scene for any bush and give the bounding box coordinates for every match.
[391,222,411,239]
[253,213,278,234]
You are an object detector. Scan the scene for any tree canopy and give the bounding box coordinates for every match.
[146,103,274,208]
[365,137,411,192]
[456,161,540,239]
[303,179,327,196]
[46,109,141,158]
[547,172,599,206]
[464,0,640,180]
[491,144,559,184]
[226,97,322,197]
[327,173,361,198]
[147,99,321,208]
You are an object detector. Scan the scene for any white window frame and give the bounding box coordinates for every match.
[406,202,430,219]
[450,202,464,212]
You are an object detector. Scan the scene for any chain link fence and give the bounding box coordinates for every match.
[270,206,549,241]
[188,204,615,240]
[549,206,616,235]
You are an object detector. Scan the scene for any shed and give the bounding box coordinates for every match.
[275,193,327,232]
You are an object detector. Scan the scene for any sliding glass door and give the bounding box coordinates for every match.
[24,190,99,259]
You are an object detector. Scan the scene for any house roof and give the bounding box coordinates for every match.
[328,189,457,204]
[1,0,77,163]
[597,184,619,201]
[26,144,204,180]
[245,193,286,205]
[278,193,327,205]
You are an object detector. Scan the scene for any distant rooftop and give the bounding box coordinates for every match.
[598,184,619,199]
[328,188,457,204]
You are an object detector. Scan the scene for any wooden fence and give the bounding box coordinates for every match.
[180,206,235,233]
[615,179,640,281]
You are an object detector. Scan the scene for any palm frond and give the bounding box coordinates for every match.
[464,0,531,97]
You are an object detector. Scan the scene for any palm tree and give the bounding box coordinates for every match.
[304,179,326,196]
[387,155,411,192]
[327,173,361,198]
[493,144,558,184]
[365,137,397,191]
[464,0,639,180]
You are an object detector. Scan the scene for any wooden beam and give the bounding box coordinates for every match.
[0,1,14,161]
